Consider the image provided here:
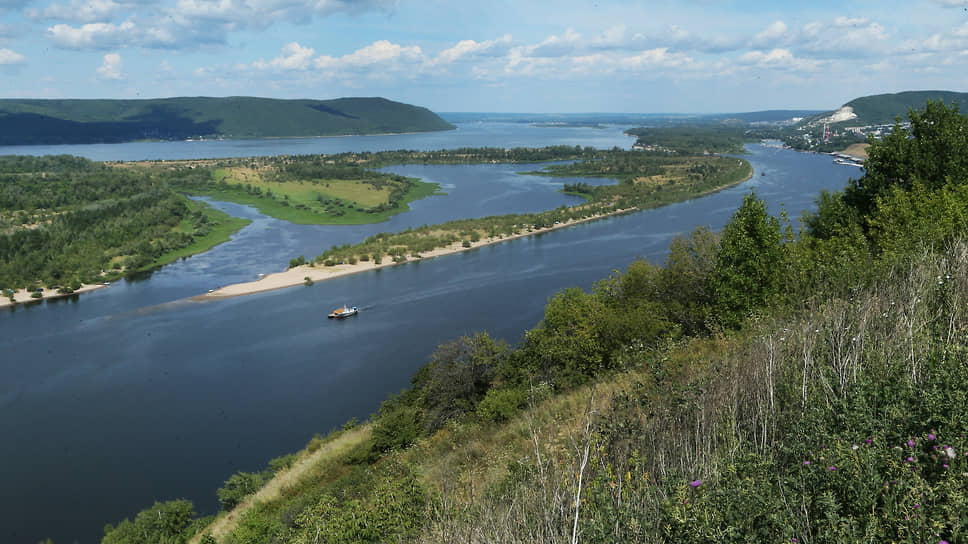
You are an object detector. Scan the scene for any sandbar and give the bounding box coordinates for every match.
[195,210,629,301]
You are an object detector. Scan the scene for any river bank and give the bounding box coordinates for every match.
[0,283,107,309]
[196,209,631,300]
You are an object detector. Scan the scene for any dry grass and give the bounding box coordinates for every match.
[188,426,371,544]
[843,143,870,159]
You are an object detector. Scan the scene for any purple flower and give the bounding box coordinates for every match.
[940,540,950,544]
[908,439,916,447]
[907,457,915,463]
[690,479,702,488]
[803,461,810,465]
[829,466,837,471]
[929,432,936,441]
[914,504,920,509]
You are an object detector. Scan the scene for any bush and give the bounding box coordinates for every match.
[462,240,472,248]
[217,471,267,511]
[477,386,528,423]
[371,403,422,453]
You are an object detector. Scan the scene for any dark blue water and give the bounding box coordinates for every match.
[0,140,857,543]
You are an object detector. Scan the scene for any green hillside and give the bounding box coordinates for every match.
[0,96,455,145]
[845,90,968,124]
[102,102,968,544]
[805,90,968,127]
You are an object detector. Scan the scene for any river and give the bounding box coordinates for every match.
[0,126,858,543]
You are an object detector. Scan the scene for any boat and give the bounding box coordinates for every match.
[328,305,358,319]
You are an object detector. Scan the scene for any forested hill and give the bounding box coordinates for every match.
[0,96,455,145]
[810,90,968,126]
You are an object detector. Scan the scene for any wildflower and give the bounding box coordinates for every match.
[945,447,956,459]
[803,461,810,466]
[908,439,916,447]
[943,464,949,469]
[690,479,702,488]
[829,466,837,471]
[914,504,920,509]
[865,438,873,444]
[907,457,915,463]
[852,445,859,450]
[928,433,936,441]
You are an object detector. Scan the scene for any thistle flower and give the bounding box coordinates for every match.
[690,479,702,488]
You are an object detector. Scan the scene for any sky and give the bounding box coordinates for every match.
[0,0,967,113]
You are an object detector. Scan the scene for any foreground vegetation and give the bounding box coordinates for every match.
[102,100,968,543]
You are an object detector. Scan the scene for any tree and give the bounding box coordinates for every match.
[845,100,968,216]
[413,332,509,432]
[712,192,785,328]
[217,471,266,511]
[102,500,197,544]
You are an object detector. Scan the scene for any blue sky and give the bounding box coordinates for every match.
[0,0,966,112]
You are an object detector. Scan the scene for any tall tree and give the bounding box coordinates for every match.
[712,192,785,328]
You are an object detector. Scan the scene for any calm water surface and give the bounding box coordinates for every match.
[0,122,635,161]
[0,131,858,543]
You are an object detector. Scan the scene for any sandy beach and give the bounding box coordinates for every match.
[0,283,107,309]
[195,210,628,301]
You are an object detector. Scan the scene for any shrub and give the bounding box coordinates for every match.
[217,471,267,511]
[477,386,528,423]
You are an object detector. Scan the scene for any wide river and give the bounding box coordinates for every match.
[0,125,858,543]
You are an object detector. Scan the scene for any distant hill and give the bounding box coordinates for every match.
[806,90,968,127]
[0,96,455,145]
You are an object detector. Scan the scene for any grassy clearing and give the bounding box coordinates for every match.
[182,172,440,225]
[213,167,393,208]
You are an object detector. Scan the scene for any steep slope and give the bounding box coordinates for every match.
[0,96,455,145]
[807,90,968,127]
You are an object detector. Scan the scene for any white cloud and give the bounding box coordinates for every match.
[752,21,789,47]
[253,41,316,70]
[434,34,512,65]
[30,0,123,23]
[170,0,394,27]
[738,48,824,71]
[47,20,137,49]
[797,17,889,57]
[0,47,25,64]
[96,51,124,79]
[932,0,968,6]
